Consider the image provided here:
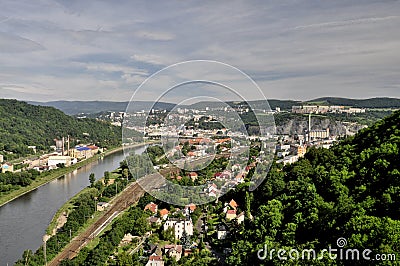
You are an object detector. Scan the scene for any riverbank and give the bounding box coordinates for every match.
[0,142,154,207]
[43,143,157,235]
[45,186,98,236]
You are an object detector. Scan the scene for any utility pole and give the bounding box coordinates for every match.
[62,136,65,156]
[43,235,48,266]
[94,196,98,212]
[67,135,70,156]
[308,112,312,143]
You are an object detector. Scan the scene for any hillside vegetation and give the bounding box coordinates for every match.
[44,111,400,266]
[0,99,121,160]
[224,110,400,265]
[311,97,400,108]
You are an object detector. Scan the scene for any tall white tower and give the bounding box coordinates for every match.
[308,113,312,143]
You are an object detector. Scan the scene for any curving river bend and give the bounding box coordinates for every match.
[0,146,146,265]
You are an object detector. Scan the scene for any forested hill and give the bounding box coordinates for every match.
[224,110,400,265]
[0,99,121,160]
[310,97,400,108]
[28,100,176,115]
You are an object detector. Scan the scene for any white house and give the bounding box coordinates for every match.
[163,218,193,240]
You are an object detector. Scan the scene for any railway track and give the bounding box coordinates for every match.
[49,173,165,265]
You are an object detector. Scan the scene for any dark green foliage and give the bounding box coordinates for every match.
[180,231,191,249]
[311,97,400,108]
[0,169,40,192]
[15,189,98,266]
[125,152,155,180]
[65,206,150,265]
[28,100,175,115]
[185,116,224,130]
[89,173,95,187]
[0,99,121,160]
[146,145,169,165]
[226,111,400,265]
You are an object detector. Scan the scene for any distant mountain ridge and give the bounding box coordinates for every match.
[309,97,400,108]
[28,101,176,115]
[28,97,400,115]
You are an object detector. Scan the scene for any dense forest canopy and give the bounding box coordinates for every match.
[0,99,121,159]
[224,110,400,265]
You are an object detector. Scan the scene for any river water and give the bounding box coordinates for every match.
[0,146,146,265]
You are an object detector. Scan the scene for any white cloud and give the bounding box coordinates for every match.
[0,0,399,102]
[130,54,170,65]
[135,30,175,41]
[0,32,45,53]
[293,15,400,30]
[85,63,148,76]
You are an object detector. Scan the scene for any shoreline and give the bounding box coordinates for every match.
[45,141,159,235]
[0,142,154,208]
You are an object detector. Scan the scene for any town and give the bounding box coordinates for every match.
[2,99,398,265]
[68,103,379,265]
[1,137,103,174]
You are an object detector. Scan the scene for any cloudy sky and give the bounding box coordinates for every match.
[0,0,399,102]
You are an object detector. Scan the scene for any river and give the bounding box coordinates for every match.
[0,146,146,265]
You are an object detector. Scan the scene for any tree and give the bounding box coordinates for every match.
[104,171,110,185]
[122,168,129,180]
[180,231,191,249]
[117,251,133,266]
[89,173,95,187]
[161,227,175,243]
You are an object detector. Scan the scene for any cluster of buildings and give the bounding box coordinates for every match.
[144,201,195,240]
[215,198,254,241]
[139,202,198,265]
[201,163,251,198]
[137,198,251,264]
[276,142,308,165]
[30,144,100,171]
[292,105,366,114]
[276,113,336,165]
[1,138,104,173]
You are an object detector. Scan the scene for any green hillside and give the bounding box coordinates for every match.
[29,100,176,115]
[224,110,400,265]
[310,97,400,108]
[0,99,121,160]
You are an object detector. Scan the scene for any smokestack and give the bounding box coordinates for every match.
[308,113,311,143]
[62,137,65,156]
[67,135,70,156]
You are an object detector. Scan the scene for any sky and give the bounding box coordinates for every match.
[0,0,399,102]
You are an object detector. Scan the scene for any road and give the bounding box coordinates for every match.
[129,232,151,255]
[48,147,248,265]
[49,173,166,265]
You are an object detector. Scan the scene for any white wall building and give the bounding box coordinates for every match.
[48,156,72,167]
[163,218,193,240]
